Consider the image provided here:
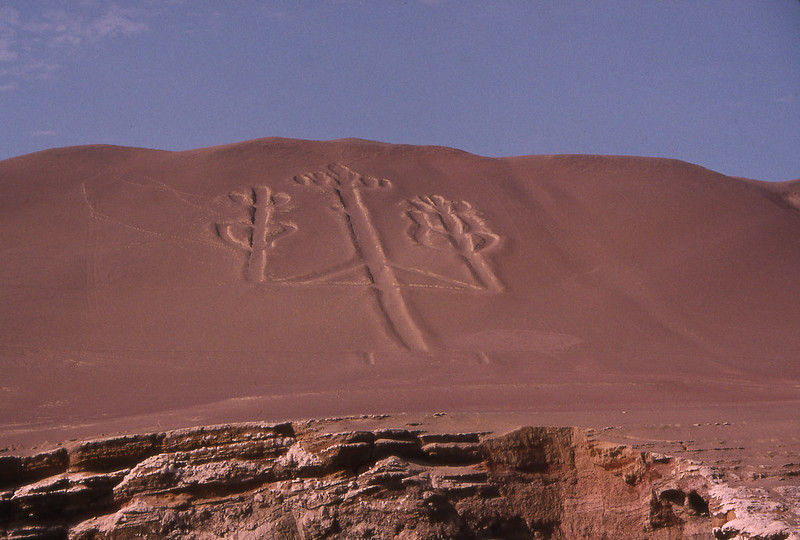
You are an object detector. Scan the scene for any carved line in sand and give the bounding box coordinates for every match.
[215,163,503,352]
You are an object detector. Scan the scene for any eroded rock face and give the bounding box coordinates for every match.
[0,421,717,539]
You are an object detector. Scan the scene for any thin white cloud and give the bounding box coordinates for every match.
[31,130,57,137]
[24,5,149,47]
[0,82,18,92]
[0,4,150,90]
[0,40,17,62]
[91,6,149,38]
[2,60,62,81]
[0,6,20,25]
[0,7,20,62]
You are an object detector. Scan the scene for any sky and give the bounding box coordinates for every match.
[1,1,798,181]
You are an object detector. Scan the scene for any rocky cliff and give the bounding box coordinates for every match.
[0,419,726,539]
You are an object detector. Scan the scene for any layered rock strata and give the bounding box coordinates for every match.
[0,419,749,539]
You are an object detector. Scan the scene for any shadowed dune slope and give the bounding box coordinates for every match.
[1,138,799,441]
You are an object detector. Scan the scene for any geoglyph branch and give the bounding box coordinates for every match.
[407,195,503,292]
[294,163,428,352]
[216,186,295,283]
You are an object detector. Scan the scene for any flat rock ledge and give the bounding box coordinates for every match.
[0,418,794,539]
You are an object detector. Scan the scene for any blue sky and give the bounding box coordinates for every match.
[1,1,798,181]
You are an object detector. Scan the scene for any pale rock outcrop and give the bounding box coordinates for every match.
[0,420,726,539]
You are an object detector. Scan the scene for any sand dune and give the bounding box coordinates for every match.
[1,138,799,445]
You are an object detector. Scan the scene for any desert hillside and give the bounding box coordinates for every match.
[1,138,799,441]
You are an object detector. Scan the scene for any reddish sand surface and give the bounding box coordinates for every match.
[0,138,798,455]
